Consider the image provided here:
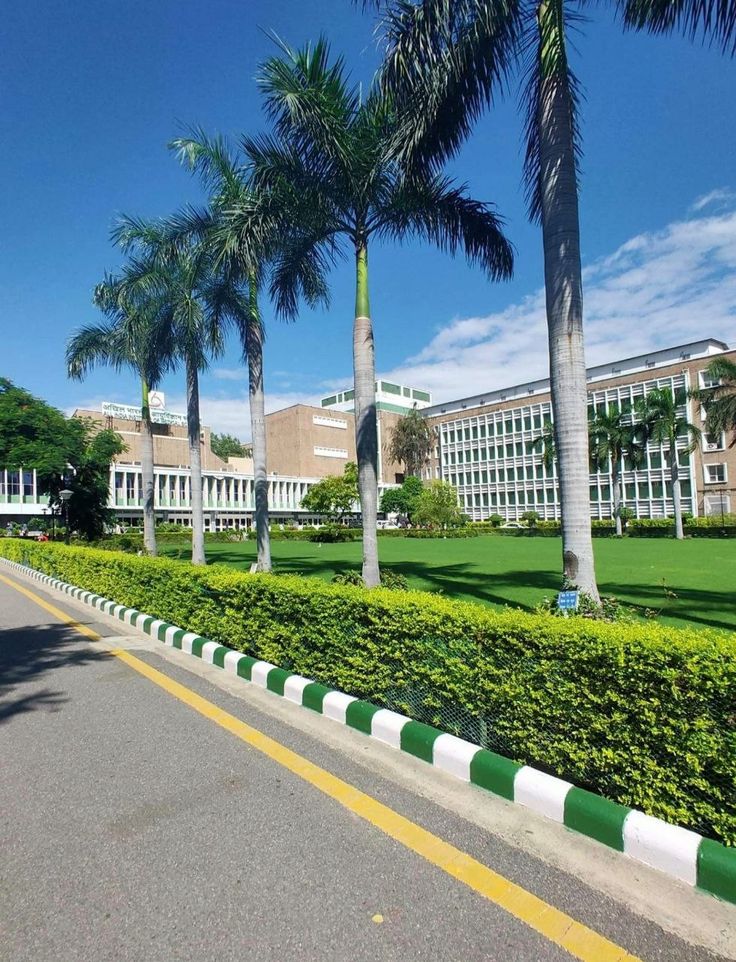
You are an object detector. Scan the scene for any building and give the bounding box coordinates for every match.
[424,338,736,521]
[2,343,734,528]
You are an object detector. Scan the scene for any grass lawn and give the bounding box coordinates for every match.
[162,536,736,633]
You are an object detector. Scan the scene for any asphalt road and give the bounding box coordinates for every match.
[0,569,734,962]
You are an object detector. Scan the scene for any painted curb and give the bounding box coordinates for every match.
[2,555,735,906]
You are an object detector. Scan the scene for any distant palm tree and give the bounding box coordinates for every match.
[635,388,701,539]
[169,130,329,572]
[386,406,437,478]
[66,277,168,555]
[249,38,513,585]
[689,358,736,446]
[589,408,645,536]
[112,221,244,565]
[531,419,557,474]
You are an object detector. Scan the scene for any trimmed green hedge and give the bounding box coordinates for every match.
[3,539,734,844]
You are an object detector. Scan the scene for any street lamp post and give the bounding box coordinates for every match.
[59,488,73,544]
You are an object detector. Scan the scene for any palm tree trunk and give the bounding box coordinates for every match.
[186,355,206,566]
[612,457,622,537]
[246,278,272,572]
[536,0,599,601]
[353,241,380,587]
[671,451,684,539]
[140,378,158,556]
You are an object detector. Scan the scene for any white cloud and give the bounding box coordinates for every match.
[690,188,736,213]
[379,204,736,404]
[212,367,247,381]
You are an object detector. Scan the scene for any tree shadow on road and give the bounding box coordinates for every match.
[0,622,106,724]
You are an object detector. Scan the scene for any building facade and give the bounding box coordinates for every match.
[2,344,733,528]
[424,338,735,522]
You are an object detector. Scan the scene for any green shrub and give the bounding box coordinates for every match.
[308,524,356,543]
[331,570,365,586]
[2,539,735,844]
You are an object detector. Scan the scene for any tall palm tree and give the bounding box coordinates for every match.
[364,0,736,596]
[66,276,168,555]
[249,38,513,586]
[635,388,701,540]
[111,222,242,565]
[589,408,645,536]
[168,130,330,573]
[690,357,736,445]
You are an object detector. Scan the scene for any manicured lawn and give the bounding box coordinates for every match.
[162,536,736,633]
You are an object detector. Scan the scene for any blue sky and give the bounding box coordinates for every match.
[1,0,735,437]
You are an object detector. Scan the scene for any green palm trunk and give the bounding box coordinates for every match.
[353,242,380,587]
[185,355,206,566]
[140,378,158,555]
[247,277,272,572]
[537,0,598,600]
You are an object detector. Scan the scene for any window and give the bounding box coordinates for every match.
[700,370,721,390]
[7,471,20,495]
[23,470,34,497]
[705,464,727,484]
[705,432,725,451]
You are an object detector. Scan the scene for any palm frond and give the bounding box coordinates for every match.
[257,36,358,176]
[620,0,736,56]
[269,226,338,319]
[375,0,524,172]
[375,173,514,279]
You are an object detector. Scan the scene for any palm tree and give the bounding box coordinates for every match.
[249,38,513,585]
[589,408,645,536]
[386,405,437,477]
[111,222,242,565]
[690,357,736,446]
[531,419,557,473]
[169,130,329,573]
[363,0,736,595]
[66,276,168,555]
[635,388,701,540]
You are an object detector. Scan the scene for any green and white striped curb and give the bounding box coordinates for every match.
[3,554,735,906]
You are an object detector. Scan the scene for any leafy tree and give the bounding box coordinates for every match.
[211,432,251,460]
[589,408,645,536]
[111,221,244,566]
[386,406,436,477]
[635,388,701,540]
[0,381,124,540]
[66,277,169,555]
[521,509,540,527]
[249,38,513,585]
[47,425,125,541]
[380,475,423,517]
[412,479,463,529]
[0,379,79,482]
[301,462,359,521]
[690,357,736,446]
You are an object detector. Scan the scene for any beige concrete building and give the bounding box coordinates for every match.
[265,403,406,484]
[423,338,736,522]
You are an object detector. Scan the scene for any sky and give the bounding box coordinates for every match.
[1,0,735,439]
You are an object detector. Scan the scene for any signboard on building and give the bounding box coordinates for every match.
[101,401,188,428]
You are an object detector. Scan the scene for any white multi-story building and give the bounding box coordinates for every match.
[424,337,734,521]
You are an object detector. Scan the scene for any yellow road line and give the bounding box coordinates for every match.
[2,571,641,962]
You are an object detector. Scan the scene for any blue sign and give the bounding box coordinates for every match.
[557,590,579,611]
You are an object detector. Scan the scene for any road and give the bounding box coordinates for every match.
[0,567,734,962]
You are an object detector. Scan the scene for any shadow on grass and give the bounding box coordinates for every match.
[161,545,736,633]
[0,622,106,724]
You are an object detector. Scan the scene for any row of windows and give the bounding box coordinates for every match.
[0,470,35,496]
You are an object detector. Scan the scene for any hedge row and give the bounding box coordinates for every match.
[3,538,734,844]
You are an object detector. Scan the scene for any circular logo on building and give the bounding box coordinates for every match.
[149,391,166,410]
